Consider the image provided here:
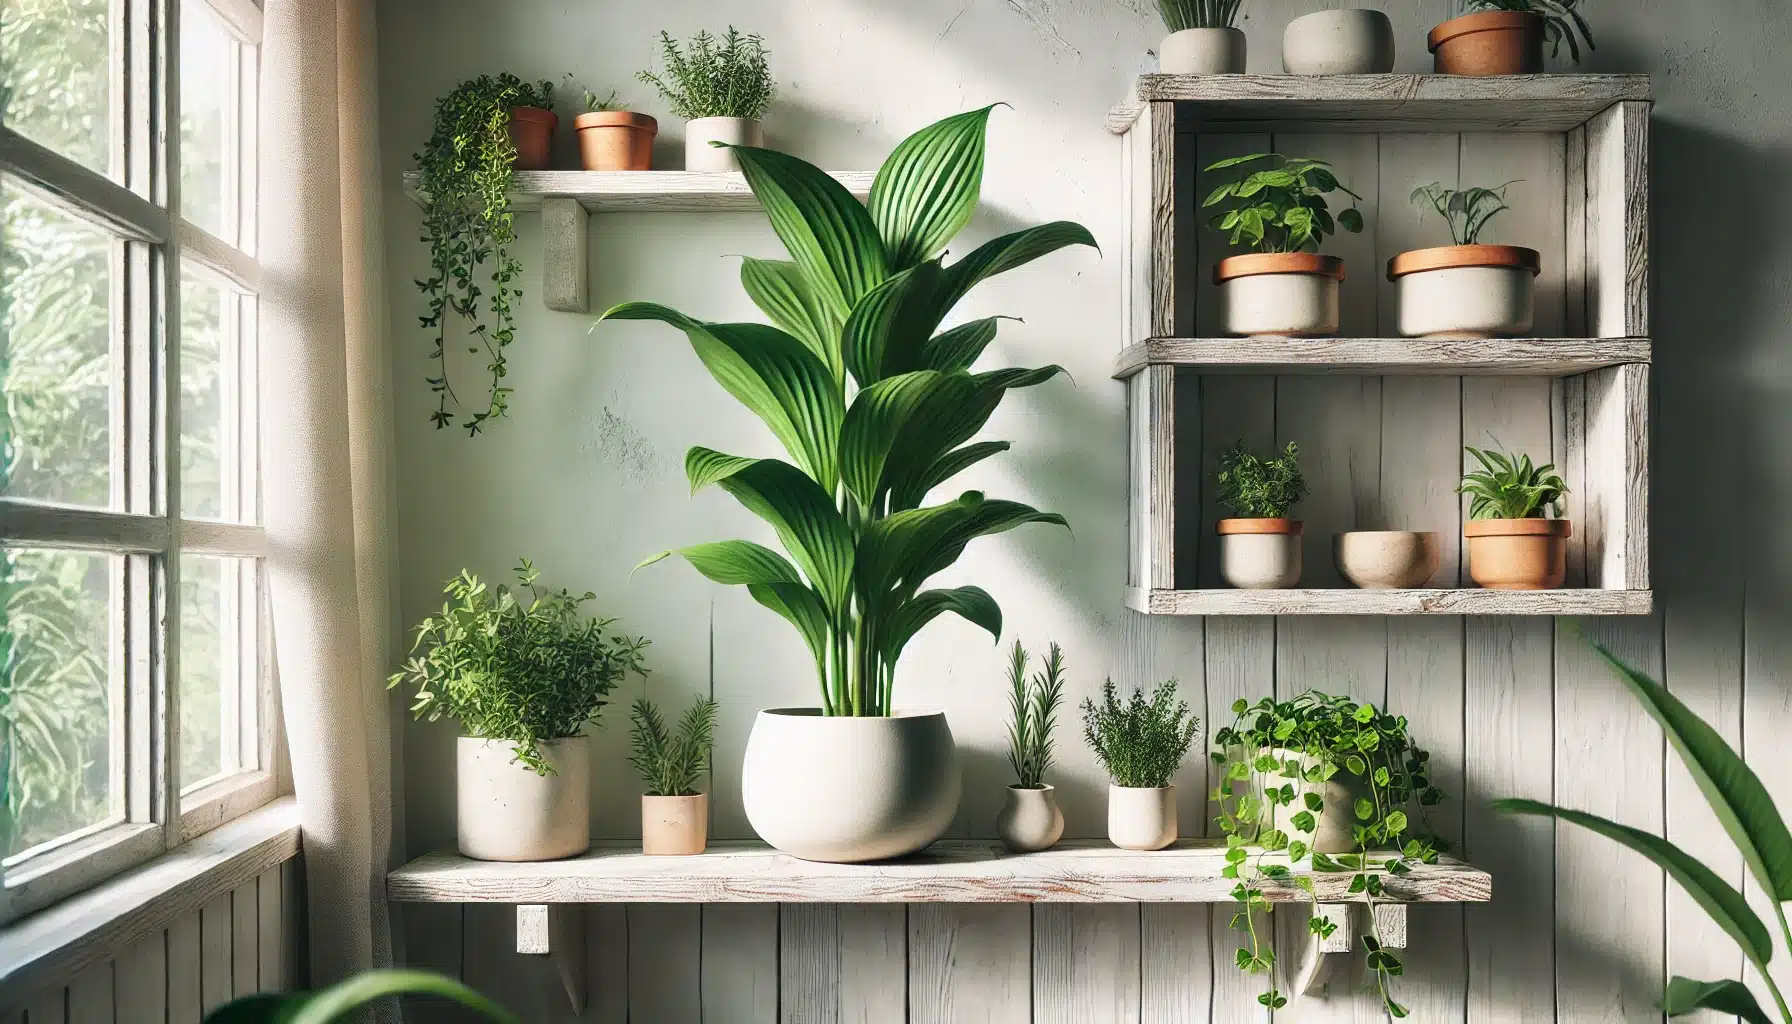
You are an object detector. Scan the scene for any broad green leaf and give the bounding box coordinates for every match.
[883,585,1002,663]
[895,441,1011,510]
[869,106,994,271]
[1495,799,1774,966]
[855,492,986,604]
[683,448,855,616]
[841,261,947,388]
[740,258,843,382]
[734,145,889,318]
[878,366,1063,513]
[900,497,1069,591]
[667,540,803,587]
[837,370,976,509]
[922,316,1012,372]
[1660,977,1773,1024]
[747,581,833,678]
[203,969,519,1024]
[938,222,1098,310]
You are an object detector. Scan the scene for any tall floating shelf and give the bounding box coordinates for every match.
[1111,74,1652,616]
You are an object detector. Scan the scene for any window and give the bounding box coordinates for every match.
[1,0,269,924]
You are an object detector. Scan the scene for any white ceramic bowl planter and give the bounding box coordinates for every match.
[1216,253,1344,337]
[1159,27,1247,74]
[457,737,590,862]
[1217,517,1303,589]
[686,116,763,172]
[1282,10,1397,74]
[1334,531,1442,589]
[742,708,960,863]
[997,784,1066,853]
[1388,245,1541,338]
[1108,784,1178,851]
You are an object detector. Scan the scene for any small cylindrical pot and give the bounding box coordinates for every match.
[997,784,1065,853]
[1389,245,1541,338]
[686,117,764,172]
[642,793,708,856]
[457,736,589,862]
[508,106,558,171]
[1216,253,1344,337]
[1218,518,1304,589]
[1158,27,1247,74]
[1464,518,1572,590]
[1262,750,1357,855]
[1334,531,1442,589]
[1429,11,1544,76]
[575,110,658,171]
[1108,784,1178,851]
[1282,10,1396,75]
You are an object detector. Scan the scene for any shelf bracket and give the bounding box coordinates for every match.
[516,904,586,1012]
[1289,902,1407,998]
[540,197,588,314]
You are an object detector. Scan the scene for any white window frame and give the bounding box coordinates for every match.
[0,0,272,926]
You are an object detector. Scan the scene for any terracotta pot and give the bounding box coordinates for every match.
[575,110,658,171]
[1428,11,1543,75]
[642,793,708,856]
[1334,531,1441,589]
[1217,517,1304,589]
[1464,518,1571,590]
[996,784,1065,853]
[1389,245,1541,338]
[1108,784,1178,851]
[1215,253,1344,336]
[508,106,558,170]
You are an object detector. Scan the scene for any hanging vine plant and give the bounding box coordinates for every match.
[414,73,553,435]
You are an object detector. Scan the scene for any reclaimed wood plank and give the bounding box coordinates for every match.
[837,906,904,1024]
[1128,587,1651,615]
[400,170,875,214]
[1032,906,1140,1023]
[197,896,231,1015]
[1581,363,1651,590]
[1150,101,1177,338]
[254,869,280,994]
[228,883,256,998]
[907,906,1029,1024]
[63,964,109,1024]
[1584,102,1650,337]
[1111,337,1651,378]
[628,905,702,1022]
[777,906,837,1023]
[700,905,776,1024]
[112,930,166,1024]
[166,914,201,1024]
[1122,100,1154,349]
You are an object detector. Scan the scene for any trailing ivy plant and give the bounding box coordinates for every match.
[1004,641,1067,789]
[637,27,775,121]
[1203,154,1364,254]
[1460,0,1594,61]
[1155,0,1244,30]
[1210,692,1445,1016]
[629,696,718,797]
[414,74,552,435]
[1411,181,1518,246]
[1082,679,1200,789]
[1216,440,1308,518]
[1459,445,1568,519]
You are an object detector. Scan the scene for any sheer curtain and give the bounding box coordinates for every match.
[260,0,399,1005]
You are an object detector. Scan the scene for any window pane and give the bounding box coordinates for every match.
[181,0,254,247]
[179,554,258,794]
[0,0,115,179]
[2,548,121,861]
[1,177,116,508]
[181,263,257,521]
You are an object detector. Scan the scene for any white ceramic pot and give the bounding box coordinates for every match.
[1389,245,1540,338]
[1158,28,1247,74]
[1108,784,1178,851]
[1282,10,1397,74]
[686,116,763,172]
[742,708,960,863]
[1262,750,1356,855]
[997,784,1066,853]
[457,736,589,862]
[1216,253,1344,336]
[1218,518,1303,589]
[1334,531,1442,589]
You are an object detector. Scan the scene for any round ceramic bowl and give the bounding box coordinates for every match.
[1334,531,1442,589]
[1283,9,1396,75]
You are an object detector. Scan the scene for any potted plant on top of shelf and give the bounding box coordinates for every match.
[1084,679,1201,851]
[1203,153,1365,337]
[1215,440,1308,589]
[1429,0,1594,76]
[1391,181,1541,339]
[595,106,1093,863]
[1458,445,1572,590]
[629,695,718,856]
[996,641,1068,853]
[1152,0,1247,75]
[638,27,775,173]
[574,89,657,172]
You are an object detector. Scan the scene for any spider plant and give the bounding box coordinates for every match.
[1458,446,1567,519]
[1410,181,1518,247]
[1461,0,1594,61]
[1155,0,1245,31]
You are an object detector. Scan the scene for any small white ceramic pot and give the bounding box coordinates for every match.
[1108,784,1177,851]
[457,736,589,862]
[1334,531,1442,589]
[686,116,763,172]
[997,784,1066,853]
[1216,253,1344,336]
[1158,28,1247,74]
[1389,245,1541,338]
[643,793,708,856]
[1262,750,1357,855]
[1282,10,1397,75]
[1218,518,1303,589]
[741,708,960,863]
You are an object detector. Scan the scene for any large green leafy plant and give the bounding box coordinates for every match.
[600,107,1093,717]
[1203,154,1364,254]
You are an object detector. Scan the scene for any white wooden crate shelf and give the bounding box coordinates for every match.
[1128,587,1652,617]
[1113,336,1651,378]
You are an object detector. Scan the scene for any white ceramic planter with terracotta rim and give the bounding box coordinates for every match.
[1334,530,1442,589]
[1218,518,1304,589]
[1389,245,1541,338]
[1216,253,1344,337]
[642,793,708,856]
[996,784,1066,853]
[1108,784,1178,851]
[1158,27,1247,74]
[1464,518,1572,590]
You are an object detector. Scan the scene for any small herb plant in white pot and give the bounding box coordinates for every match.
[629,696,718,856]
[996,641,1068,853]
[1215,441,1308,589]
[1203,154,1364,336]
[638,27,774,172]
[390,560,649,862]
[1459,446,1572,590]
[1153,0,1247,74]
[1084,680,1200,851]
[1390,182,1541,338]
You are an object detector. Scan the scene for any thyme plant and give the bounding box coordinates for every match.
[1203,154,1364,254]
[1216,440,1308,518]
[637,28,775,121]
[1082,679,1200,789]
[1004,641,1067,789]
[1461,0,1594,61]
[1155,0,1244,30]
[629,696,718,797]
[1459,445,1568,519]
[1411,181,1517,246]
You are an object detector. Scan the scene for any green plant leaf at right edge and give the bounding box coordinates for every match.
[1661,977,1774,1024]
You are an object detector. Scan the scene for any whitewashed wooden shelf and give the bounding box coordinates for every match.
[1112,336,1651,378]
[1127,587,1653,617]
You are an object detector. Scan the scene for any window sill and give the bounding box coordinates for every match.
[0,797,299,1011]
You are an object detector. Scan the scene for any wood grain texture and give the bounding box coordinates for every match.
[700,905,777,1023]
[1122,100,1153,349]
[254,869,281,994]
[1126,368,1177,591]
[906,906,1029,1024]
[1150,102,1176,338]
[628,905,702,1022]
[62,963,109,1024]
[836,906,905,1024]
[1585,102,1651,337]
[1581,363,1651,590]
[166,914,201,1024]
[197,896,230,1014]
[399,170,876,214]
[540,196,589,314]
[1032,906,1140,1023]
[111,931,167,1024]
[228,883,256,998]
[1127,587,1652,616]
[1111,337,1650,379]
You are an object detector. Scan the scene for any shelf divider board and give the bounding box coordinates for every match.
[1127,587,1652,616]
[1113,337,1651,378]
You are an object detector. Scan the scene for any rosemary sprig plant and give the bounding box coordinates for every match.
[629,696,719,797]
[637,28,775,121]
[1004,641,1067,789]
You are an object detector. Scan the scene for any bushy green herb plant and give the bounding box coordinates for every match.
[206,968,516,1023]
[629,696,718,797]
[1203,154,1364,254]
[1082,679,1200,789]
[1461,0,1594,61]
[1216,440,1307,518]
[1459,445,1567,519]
[637,28,775,121]
[388,560,649,774]
[1211,692,1444,1017]
[1155,0,1244,30]
[1411,181,1518,246]
[1004,641,1067,789]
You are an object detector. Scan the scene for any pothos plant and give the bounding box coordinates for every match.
[1210,691,1445,1017]
[414,74,552,436]
[600,107,1094,717]
[1203,154,1364,253]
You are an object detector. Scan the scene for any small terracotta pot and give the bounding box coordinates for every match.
[575,110,657,171]
[508,106,558,171]
[642,793,708,856]
[1217,518,1304,589]
[1428,11,1543,76]
[1389,245,1541,338]
[1464,518,1571,590]
[1215,253,1345,337]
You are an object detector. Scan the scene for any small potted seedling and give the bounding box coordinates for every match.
[573,89,657,171]
[638,27,775,172]
[1215,440,1308,589]
[996,641,1068,853]
[1203,154,1365,337]
[1084,680,1200,851]
[1429,0,1593,75]
[1152,0,1247,74]
[1458,446,1571,590]
[1391,182,1540,338]
[629,695,718,855]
